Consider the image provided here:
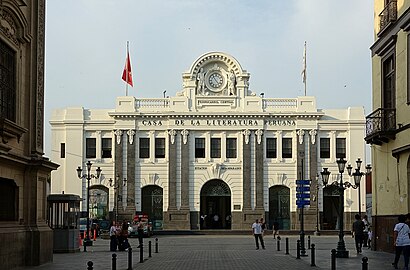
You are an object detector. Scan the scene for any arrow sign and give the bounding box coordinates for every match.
[296,200,310,205]
[296,180,311,185]
[296,187,310,192]
[296,193,310,199]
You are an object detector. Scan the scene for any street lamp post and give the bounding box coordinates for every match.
[314,174,320,236]
[109,175,127,223]
[346,159,372,217]
[77,161,101,252]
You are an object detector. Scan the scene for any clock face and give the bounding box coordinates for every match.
[208,72,224,88]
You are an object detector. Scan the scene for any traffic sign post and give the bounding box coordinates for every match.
[296,179,311,257]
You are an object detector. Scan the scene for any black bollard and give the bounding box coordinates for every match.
[112,254,117,270]
[128,248,132,270]
[149,241,152,257]
[310,244,316,267]
[296,240,301,259]
[308,236,311,249]
[277,237,281,251]
[155,238,159,253]
[87,261,93,270]
[331,249,336,270]
[362,257,368,270]
[285,237,289,255]
[139,244,144,263]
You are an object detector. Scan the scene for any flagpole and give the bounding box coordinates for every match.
[304,41,307,96]
[126,41,129,97]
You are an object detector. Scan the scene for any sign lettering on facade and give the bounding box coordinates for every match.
[139,119,296,127]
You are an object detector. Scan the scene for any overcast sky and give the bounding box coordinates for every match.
[44,0,374,157]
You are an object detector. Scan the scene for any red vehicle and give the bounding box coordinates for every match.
[128,214,153,237]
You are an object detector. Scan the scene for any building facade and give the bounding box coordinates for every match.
[51,52,366,231]
[0,1,59,269]
[367,0,410,252]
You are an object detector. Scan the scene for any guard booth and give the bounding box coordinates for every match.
[47,194,81,253]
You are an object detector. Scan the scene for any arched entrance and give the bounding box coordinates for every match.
[89,185,109,220]
[200,179,231,229]
[141,185,163,230]
[323,185,340,230]
[269,185,290,230]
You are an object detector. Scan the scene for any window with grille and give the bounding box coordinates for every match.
[320,138,330,158]
[86,138,96,158]
[0,40,16,121]
[211,138,221,158]
[139,138,150,158]
[266,138,277,158]
[226,138,237,158]
[155,138,165,158]
[282,138,292,158]
[336,138,346,159]
[101,138,112,158]
[195,138,205,158]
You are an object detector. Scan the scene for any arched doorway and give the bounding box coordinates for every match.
[323,185,340,230]
[269,185,290,230]
[141,185,163,230]
[200,179,231,229]
[89,185,109,220]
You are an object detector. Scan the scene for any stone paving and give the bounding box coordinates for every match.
[21,234,397,270]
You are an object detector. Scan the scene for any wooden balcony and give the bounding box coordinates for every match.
[365,108,396,145]
[378,0,397,34]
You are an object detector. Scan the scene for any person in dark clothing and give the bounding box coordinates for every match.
[137,223,144,248]
[118,221,130,251]
[352,214,365,254]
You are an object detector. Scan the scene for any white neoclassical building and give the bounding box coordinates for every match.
[50,52,366,231]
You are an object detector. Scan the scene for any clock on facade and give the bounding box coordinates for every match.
[208,72,224,88]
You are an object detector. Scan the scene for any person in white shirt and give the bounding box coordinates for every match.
[252,219,265,250]
[392,215,410,270]
[362,215,370,247]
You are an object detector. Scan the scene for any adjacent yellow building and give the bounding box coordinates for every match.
[367,0,410,252]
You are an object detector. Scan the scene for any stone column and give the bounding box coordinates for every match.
[126,129,136,217]
[114,130,124,220]
[255,129,264,210]
[242,129,251,210]
[168,131,177,211]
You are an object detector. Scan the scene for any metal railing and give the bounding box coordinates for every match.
[379,0,397,33]
[365,108,396,137]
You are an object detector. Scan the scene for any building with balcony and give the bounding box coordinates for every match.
[50,52,366,232]
[367,0,410,252]
[0,1,59,269]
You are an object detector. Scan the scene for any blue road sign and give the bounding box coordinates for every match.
[296,180,311,185]
[296,193,310,199]
[296,200,310,206]
[296,187,310,192]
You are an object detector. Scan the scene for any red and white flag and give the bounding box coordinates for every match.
[122,52,133,87]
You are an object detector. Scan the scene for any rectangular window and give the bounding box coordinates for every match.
[336,138,346,159]
[266,138,277,158]
[211,138,221,158]
[382,52,395,109]
[195,138,205,158]
[86,138,96,158]
[0,40,16,122]
[282,138,292,158]
[226,138,237,158]
[139,138,150,158]
[101,138,112,158]
[155,138,165,158]
[60,143,65,158]
[320,138,330,158]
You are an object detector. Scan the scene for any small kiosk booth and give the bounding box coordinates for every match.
[47,194,81,253]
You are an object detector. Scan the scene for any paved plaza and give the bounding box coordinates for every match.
[22,234,396,270]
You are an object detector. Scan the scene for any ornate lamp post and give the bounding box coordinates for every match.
[109,175,127,223]
[346,159,372,217]
[77,161,101,252]
[320,157,349,258]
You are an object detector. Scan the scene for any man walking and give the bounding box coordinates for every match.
[252,219,265,250]
[352,214,365,254]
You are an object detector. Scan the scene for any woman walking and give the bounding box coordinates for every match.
[392,215,410,270]
[109,221,118,251]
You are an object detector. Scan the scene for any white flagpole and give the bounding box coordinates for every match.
[126,41,129,97]
[303,41,307,96]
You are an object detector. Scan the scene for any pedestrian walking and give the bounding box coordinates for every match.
[362,215,370,247]
[260,218,266,238]
[252,219,265,250]
[392,214,410,270]
[352,214,365,254]
[109,221,118,251]
[272,221,279,239]
[137,222,144,248]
